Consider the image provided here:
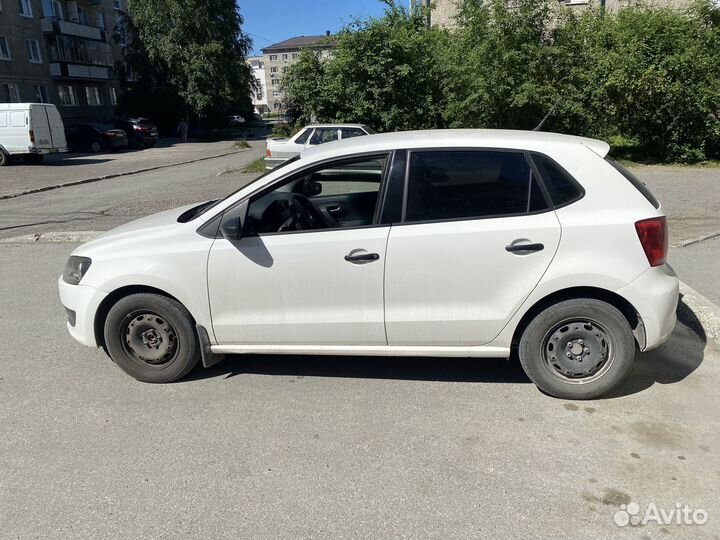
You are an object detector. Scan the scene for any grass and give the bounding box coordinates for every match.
[618,158,720,169]
[242,157,267,173]
[231,139,250,150]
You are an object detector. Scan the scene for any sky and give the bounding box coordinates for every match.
[239,0,391,55]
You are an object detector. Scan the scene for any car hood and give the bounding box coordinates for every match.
[74,203,201,254]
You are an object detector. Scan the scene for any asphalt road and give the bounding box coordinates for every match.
[1,243,718,540]
[0,148,719,539]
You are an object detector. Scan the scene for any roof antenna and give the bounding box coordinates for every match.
[533,96,562,131]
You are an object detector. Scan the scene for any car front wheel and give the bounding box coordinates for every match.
[103,293,201,383]
[518,298,636,400]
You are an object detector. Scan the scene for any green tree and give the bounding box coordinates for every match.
[118,0,254,127]
[282,0,449,132]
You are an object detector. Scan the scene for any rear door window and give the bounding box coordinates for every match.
[340,128,367,139]
[294,128,311,145]
[309,128,339,145]
[404,150,548,223]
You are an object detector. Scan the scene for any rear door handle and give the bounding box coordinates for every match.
[344,252,380,263]
[505,243,544,253]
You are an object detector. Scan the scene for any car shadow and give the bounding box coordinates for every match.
[603,294,706,399]
[184,295,706,398]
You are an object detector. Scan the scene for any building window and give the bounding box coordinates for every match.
[0,37,11,60]
[282,66,287,73]
[34,85,49,102]
[256,92,263,100]
[269,54,277,61]
[272,90,280,97]
[271,79,280,86]
[85,86,102,106]
[96,12,106,29]
[112,0,121,9]
[26,39,42,63]
[270,66,278,73]
[292,53,298,59]
[109,87,117,104]
[51,0,63,18]
[58,85,77,105]
[282,53,288,60]
[18,0,32,17]
[1,83,21,103]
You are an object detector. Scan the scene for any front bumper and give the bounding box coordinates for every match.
[617,264,679,351]
[58,276,108,348]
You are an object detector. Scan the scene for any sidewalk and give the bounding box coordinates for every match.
[0,139,259,199]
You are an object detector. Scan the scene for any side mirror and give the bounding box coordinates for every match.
[219,200,248,242]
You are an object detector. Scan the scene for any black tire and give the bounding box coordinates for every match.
[103,293,201,383]
[90,141,102,153]
[0,148,8,166]
[518,298,635,400]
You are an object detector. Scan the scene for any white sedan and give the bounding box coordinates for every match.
[265,123,374,169]
[59,129,678,399]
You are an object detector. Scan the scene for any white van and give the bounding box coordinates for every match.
[0,103,68,166]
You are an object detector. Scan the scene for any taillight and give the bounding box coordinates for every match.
[635,217,668,267]
[265,147,271,157]
[29,129,35,143]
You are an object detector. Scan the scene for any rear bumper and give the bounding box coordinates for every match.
[58,276,108,348]
[617,264,679,351]
[29,147,67,154]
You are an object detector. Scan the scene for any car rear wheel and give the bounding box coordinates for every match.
[103,293,201,383]
[518,298,635,400]
[90,141,102,153]
[0,149,8,166]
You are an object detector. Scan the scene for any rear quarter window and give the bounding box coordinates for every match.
[531,153,584,207]
[605,158,660,209]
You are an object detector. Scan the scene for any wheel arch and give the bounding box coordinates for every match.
[511,286,646,350]
[93,284,185,349]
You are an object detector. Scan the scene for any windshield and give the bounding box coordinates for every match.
[196,155,302,220]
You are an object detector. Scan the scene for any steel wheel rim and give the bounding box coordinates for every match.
[541,318,615,384]
[120,310,178,366]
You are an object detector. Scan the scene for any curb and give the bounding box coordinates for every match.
[0,149,245,201]
[676,230,720,248]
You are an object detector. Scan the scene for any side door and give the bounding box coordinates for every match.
[207,152,394,347]
[384,149,562,346]
[29,105,53,149]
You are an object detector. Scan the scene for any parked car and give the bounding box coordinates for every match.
[265,123,375,169]
[64,123,129,153]
[0,103,67,166]
[228,115,246,126]
[110,117,158,148]
[59,129,678,399]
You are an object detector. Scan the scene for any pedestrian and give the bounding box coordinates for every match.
[177,118,189,143]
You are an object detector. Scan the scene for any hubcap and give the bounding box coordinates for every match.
[542,319,613,383]
[122,311,177,365]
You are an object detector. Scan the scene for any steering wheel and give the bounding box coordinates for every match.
[276,194,324,232]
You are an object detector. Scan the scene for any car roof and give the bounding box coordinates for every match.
[303,123,368,129]
[300,129,610,161]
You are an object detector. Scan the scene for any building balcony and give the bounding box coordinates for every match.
[49,62,113,80]
[41,17,107,42]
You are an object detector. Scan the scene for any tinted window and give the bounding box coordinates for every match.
[294,128,311,145]
[606,157,660,209]
[532,154,584,207]
[405,150,547,222]
[340,128,366,139]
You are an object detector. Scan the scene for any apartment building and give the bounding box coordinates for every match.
[0,0,125,122]
[247,55,268,116]
[261,34,334,113]
[424,0,695,28]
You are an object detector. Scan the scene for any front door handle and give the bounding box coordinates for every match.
[505,243,544,253]
[344,252,380,263]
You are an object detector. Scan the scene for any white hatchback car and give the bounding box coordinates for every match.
[59,130,678,399]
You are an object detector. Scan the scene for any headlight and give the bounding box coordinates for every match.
[62,256,92,285]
